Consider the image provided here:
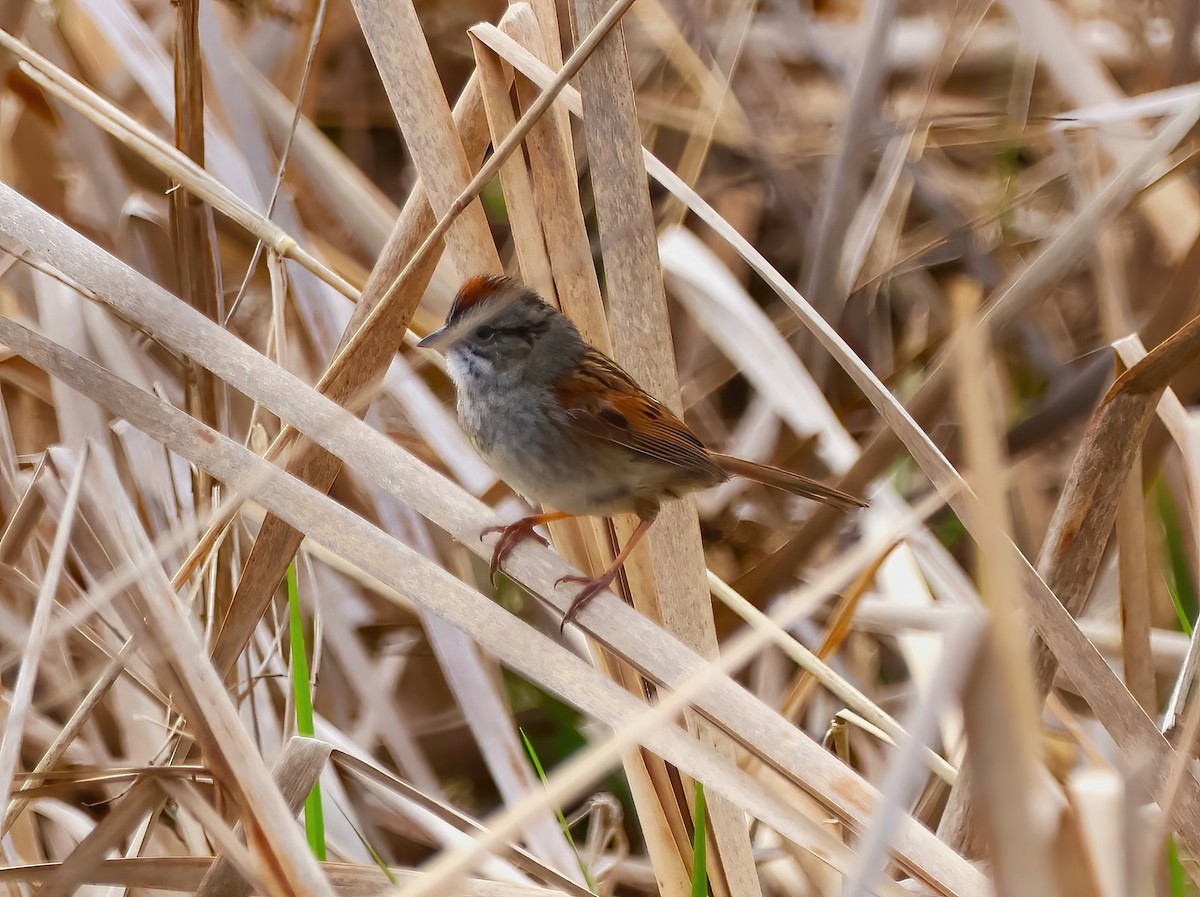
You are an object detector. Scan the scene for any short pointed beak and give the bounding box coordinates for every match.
[417,327,448,350]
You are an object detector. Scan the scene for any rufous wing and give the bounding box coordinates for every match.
[554,348,724,479]
[556,348,865,511]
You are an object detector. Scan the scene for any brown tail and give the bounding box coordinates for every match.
[712,453,866,511]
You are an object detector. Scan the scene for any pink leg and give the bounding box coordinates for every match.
[481,512,574,584]
[558,517,654,633]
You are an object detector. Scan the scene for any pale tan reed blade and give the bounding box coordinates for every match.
[33,778,161,897]
[345,0,502,280]
[471,37,553,296]
[1116,448,1157,712]
[502,7,607,338]
[330,750,594,897]
[0,447,88,820]
[997,0,1200,262]
[14,5,1200,890]
[940,278,1059,891]
[569,0,761,891]
[469,25,1200,855]
[0,28,357,300]
[0,253,986,894]
[193,737,334,897]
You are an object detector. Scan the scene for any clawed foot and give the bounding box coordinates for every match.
[481,518,550,585]
[554,516,655,633]
[556,571,619,634]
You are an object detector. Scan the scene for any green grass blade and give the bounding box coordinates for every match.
[335,798,396,885]
[691,780,708,897]
[1168,837,1188,896]
[287,562,326,861]
[1156,480,1196,635]
[519,727,596,889]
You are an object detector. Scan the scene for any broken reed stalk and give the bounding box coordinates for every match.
[1033,310,1200,698]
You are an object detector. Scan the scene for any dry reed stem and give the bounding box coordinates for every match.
[0,184,986,892]
[0,318,945,896]
[6,3,1200,894]
[570,0,759,893]
[0,28,357,297]
[942,278,1057,889]
[998,0,1200,262]
[0,447,86,821]
[706,567,957,786]
[1034,311,1200,696]
[476,10,699,890]
[472,37,553,295]
[1116,448,1157,711]
[195,736,333,897]
[348,0,501,280]
[455,49,1200,845]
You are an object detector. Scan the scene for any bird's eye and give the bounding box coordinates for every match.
[474,325,496,342]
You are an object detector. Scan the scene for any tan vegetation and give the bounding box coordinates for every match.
[1,0,1200,894]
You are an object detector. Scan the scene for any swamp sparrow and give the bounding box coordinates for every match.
[419,275,865,630]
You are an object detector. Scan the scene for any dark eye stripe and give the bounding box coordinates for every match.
[491,321,548,342]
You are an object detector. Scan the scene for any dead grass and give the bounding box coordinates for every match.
[2,0,1200,895]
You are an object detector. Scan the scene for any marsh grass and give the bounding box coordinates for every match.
[1,0,1200,895]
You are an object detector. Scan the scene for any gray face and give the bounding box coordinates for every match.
[446,307,544,382]
[440,294,584,391]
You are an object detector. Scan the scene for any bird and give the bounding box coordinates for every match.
[419,274,865,630]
